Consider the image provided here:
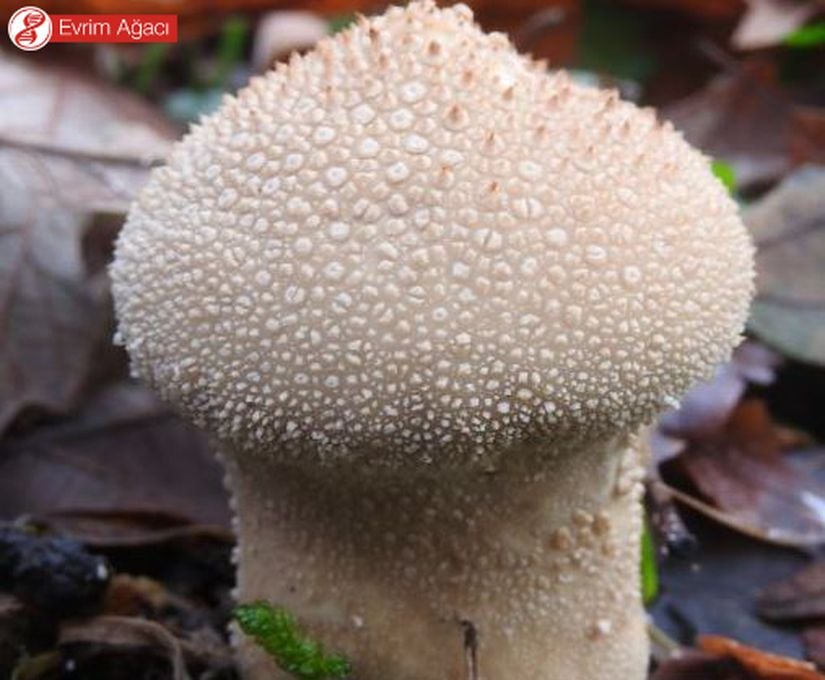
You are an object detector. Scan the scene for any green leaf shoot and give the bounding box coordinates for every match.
[641,521,659,605]
[711,159,737,194]
[784,22,825,48]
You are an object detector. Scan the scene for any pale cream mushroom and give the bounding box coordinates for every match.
[110,2,754,679]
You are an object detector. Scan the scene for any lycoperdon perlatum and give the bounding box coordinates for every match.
[111,2,754,678]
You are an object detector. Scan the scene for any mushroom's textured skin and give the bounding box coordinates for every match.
[111,2,754,679]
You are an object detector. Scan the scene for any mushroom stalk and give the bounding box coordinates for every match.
[227,437,648,680]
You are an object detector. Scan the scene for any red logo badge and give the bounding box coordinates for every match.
[8,6,53,51]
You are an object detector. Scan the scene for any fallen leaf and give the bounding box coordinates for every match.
[650,341,781,473]
[648,342,778,551]
[699,635,825,678]
[757,561,825,622]
[649,514,810,668]
[664,59,793,189]
[103,574,170,618]
[33,507,236,601]
[0,382,230,528]
[652,649,751,680]
[732,0,819,50]
[662,400,825,547]
[746,166,825,366]
[60,616,192,680]
[658,342,780,442]
[34,508,233,549]
[59,616,233,680]
[0,58,174,435]
[0,60,173,162]
[790,109,825,169]
[803,627,825,671]
[647,480,699,556]
[100,574,230,651]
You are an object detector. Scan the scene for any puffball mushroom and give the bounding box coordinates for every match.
[111,2,753,679]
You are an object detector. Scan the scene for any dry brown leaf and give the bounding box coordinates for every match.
[101,575,226,647]
[757,561,825,623]
[663,400,825,547]
[0,58,174,434]
[664,59,793,189]
[59,615,232,679]
[652,649,751,680]
[747,166,825,366]
[36,508,234,548]
[658,342,780,442]
[699,635,825,679]
[0,383,229,527]
[790,109,825,169]
[803,627,825,672]
[650,341,781,477]
[665,58,825,190]
[103,574,174,618]
[60,616,192,680]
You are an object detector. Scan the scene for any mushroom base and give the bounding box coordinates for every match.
[225,437,648,680]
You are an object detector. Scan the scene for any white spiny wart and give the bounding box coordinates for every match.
[111,3,754,679]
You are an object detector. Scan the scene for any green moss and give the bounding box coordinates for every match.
[233,602,351,680]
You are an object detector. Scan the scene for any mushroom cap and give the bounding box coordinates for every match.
[111,1,753,469]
